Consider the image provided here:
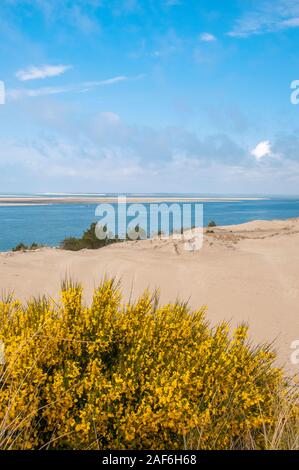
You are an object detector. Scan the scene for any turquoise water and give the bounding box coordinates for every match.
[0,196,299,252]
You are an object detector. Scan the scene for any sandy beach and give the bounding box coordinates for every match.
[0,217,298,374]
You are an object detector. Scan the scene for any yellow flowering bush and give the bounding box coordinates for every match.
[0,279,297,449]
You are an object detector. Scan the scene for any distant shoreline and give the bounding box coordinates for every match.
[0,196,268,205]
[0,203,51,206]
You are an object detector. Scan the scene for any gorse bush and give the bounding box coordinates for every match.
[0,280,297,450]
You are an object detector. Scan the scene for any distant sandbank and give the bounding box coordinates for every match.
[0,203,50,207]
[0,196,267,205]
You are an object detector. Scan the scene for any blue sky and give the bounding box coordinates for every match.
[0,0,299,194]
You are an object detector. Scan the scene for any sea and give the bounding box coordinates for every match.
[0,193,299,252]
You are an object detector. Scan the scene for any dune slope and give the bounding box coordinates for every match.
[1,218,299,374]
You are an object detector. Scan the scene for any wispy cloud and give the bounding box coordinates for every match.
[7,75,134,100]
[199,32,217,42]
[228,0,299,37]
[16,64,72,81]
[7,1,102,34]
[83,76,128,87]
[149,30,183,58]
[8,86,74,100]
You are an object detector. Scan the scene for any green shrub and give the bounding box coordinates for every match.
[60,223,118,251]
[207,221,217,228]
[60,223,147,251]
[12,242,43,252]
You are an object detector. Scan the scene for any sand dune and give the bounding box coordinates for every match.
[0,218,299,374]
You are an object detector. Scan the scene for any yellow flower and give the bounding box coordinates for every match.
[0,279,296,450]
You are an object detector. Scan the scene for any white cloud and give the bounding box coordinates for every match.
[280,16,299,27]
[1,107,299,193]
[5,1,102,35]
[199,32,217,42]
[8,86,71,100]
[16,64,72,81]
[251,141,272,160]
[83,76,128,87]
[228,0,299,37]
[99,112,121,123]
[8,76,130,100]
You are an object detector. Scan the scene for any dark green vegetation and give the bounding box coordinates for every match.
[60,223,146,251]
[11,223,147,253]
[60,223,116,251]
[12,242,44,252]
[207,220,217,228]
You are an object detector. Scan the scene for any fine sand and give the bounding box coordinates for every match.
[0,218,298,374]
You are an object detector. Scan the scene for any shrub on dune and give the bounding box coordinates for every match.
[207,221,217,228]
[60,223,146,251]
[60,223,116,251]
[12,242,43,252]
[0,280,297,450]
